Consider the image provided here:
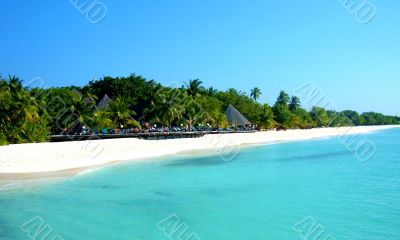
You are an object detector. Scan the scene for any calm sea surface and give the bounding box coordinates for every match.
[1,128,399,239]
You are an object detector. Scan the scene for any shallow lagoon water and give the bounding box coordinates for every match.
[1,128,399,239]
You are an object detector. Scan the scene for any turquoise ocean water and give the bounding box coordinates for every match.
[1,128,399,239]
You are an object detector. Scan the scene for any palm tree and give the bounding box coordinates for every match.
[143,88,185,127]
[108,98,140,128]
[152,90,185,127]
[5,76,40,123]
[250,87,262,102]
[289,96,301,111]
[0,76,48,144]
[182,80,203,130]
[0,79,11,121]
[160,99,184,128]
[185,79,203,99]
[206,87,218,97]
[276,90,290,106]
[259,104,276,129]
[68,90,95,129]
[93,109,113,130]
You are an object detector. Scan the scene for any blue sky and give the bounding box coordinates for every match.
[1,1,399,115]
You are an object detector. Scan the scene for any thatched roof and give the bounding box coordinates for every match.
[96,94,112,109]
[225,104,251,126]
[83,97,95,106]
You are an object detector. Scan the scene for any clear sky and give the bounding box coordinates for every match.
[1,1,399,115]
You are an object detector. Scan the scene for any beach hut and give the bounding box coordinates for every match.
[83,97,92,105]
[225,104,251,126]
[96,94,112,109]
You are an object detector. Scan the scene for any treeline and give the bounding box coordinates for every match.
[0,74,399,145]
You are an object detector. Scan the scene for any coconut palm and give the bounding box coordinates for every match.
[276,90,290,106]
[0,76,48,144]
[108,97,140,128]
[159,98,184,127]
[185,79,203,99]
[93,109,113,130]
[250,87,262,102]
[207,87,217,96]
[144,89,185,127]
[289,96,301,111]
[68,90,95,129]
[5,76,40,123]
[0,79,11,119]
[259,104,276,129]
[183,93,202,131]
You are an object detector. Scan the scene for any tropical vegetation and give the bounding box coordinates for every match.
[0,74,399,145]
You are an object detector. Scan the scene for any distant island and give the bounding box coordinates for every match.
[0,74,399,145]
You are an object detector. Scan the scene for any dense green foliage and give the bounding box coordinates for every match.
[0,77,49,144]
[0,74,399,145]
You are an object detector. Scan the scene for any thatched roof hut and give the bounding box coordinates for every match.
[225,104,251,126]
[96,94,112,109]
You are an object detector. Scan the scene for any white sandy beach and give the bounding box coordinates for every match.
[0,125,398,174]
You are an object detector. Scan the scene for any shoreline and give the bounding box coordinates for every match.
[0,125,398,185]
